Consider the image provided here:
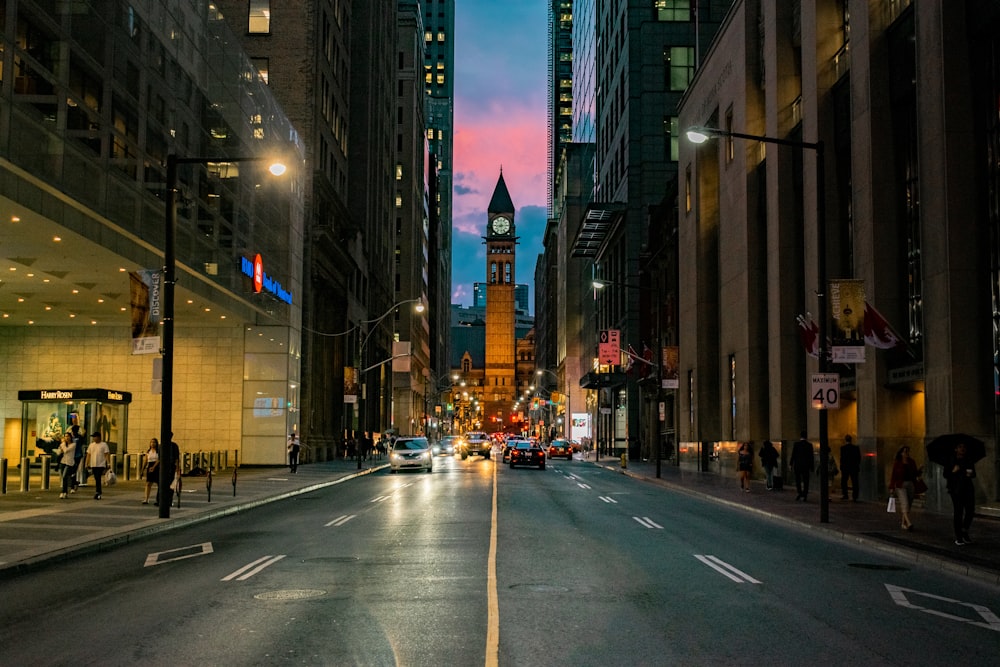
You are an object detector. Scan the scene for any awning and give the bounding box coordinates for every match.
[570,202,626,258]
[580,371,627,389]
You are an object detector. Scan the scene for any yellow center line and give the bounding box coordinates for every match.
[485,457,499,666]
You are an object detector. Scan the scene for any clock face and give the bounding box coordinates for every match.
[492,216,511,235]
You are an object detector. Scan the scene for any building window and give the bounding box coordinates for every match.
[665,116,679,161]
[251,57,269,84]
[437,31,446,43]
[685,164,692,212]
[248,0,271,34]
[667,47,695,91]
[396,164,403,180]
[725,106,734,163]
[655,0,691,21]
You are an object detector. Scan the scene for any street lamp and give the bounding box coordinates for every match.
[357,297,425,434]
[593,277,667,476]
[161,153,287,518]
[686,125,829,522]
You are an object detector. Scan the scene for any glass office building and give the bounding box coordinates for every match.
[0,1,304,465]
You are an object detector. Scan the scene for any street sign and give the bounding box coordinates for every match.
[599,329,621,365]
[810,373,840,409]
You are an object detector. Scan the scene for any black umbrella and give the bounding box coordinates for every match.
[925,433,986,467]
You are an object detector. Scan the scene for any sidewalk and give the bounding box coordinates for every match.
[2,455,998,586]
[0,458,386,576]
[589,453,1000,586]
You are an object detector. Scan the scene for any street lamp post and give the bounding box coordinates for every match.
[160,154,287,519]
[593,277,665,476]
[356,297,425,439]
[686,126,829,523]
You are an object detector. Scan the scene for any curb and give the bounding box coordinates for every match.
[0,465,386,578]
[590,461,1000,587]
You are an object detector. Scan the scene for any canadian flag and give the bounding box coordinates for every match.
[624,345,637,373]
[796,314,820,358]
[640,344,654,378]
[863,301,904,349]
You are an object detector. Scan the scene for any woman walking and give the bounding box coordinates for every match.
[737,442,754,492]
[143,438,160,505]
[56,432,76,499]
[889,446,920,531]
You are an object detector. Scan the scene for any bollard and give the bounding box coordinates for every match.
[620,453,627,469]
[109,454,117,476]
[182,452,191,473]
[232,467,238,496]
[1,458,6,494]
[222,450,229,469]
[206,467,213,502]
[124,454,133,481]
[209,450,217,471]
[41,455,51,490]
[21,457,30,491]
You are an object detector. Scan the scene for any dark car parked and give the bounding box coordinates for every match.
[509,441,545,470]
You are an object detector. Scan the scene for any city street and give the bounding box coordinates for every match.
[2,454,998,666]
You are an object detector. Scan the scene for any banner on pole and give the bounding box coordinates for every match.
[129,270,162,355]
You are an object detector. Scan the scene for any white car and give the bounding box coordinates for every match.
[390,436,434,473]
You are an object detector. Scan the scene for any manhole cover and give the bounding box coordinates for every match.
[848,563,909,571]
[254,589,326,600]
[302,556,360,563]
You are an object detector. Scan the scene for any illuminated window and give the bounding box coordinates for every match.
[667,47,695,91]
[425,31,433,42]
[436,74,445,85]
[396,164,403,180]
[437,31,446,43]
[249,0,271,34]
[656,0,691,21]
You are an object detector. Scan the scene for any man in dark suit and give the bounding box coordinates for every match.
[790,431,815,501]
[840,435,861,501]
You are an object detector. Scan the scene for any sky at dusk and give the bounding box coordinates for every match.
[451,1,548,310]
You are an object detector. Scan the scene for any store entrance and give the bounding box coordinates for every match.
[17,389,132,460]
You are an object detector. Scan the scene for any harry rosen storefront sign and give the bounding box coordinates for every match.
[241,254,293,305]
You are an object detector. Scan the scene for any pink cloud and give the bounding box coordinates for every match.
[452,102,547,239]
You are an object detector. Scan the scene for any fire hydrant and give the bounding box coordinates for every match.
[620,453,627,469]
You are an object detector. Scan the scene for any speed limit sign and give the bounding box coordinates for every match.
[811,373,840,409]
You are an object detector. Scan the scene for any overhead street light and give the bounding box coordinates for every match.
[161,153,287,518]
[592,274,666,475]
[687,125,829,522]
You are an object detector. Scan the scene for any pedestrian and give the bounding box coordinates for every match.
[759,440,779,490]
[142,438,159,504]
[790,431,815,501]
[944,441,977,545]
[87,431,110,500]
[737,442,753,492]
[888,446,920,531]
[56,432,76,499]
[66,424,83,493]
[75,427,90,488]
[287,433,301,473]
[840,434,861,501]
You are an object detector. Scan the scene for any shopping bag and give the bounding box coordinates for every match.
[104,470,117,486]
[886,496,896,513]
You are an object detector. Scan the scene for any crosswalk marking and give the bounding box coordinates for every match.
[371,495,391,503]
[221,555,286,581]
[633,516,663,529]
[695,555,761,584]
[577,482,592,489]
[325,514,356,527]
[598,496,617,504]
[144,542,214,567]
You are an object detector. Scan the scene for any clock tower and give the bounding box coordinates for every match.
[484,170,517,431]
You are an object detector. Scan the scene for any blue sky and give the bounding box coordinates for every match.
[451,1,548,309]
